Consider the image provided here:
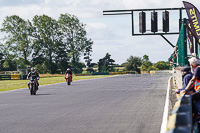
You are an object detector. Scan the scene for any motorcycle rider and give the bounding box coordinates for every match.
[27,68,40,90]
[65,68,73,81]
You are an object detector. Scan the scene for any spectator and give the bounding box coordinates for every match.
[175,66,194,95]
[191,53,200,66]
[181,57,200,94]
[180,57,200,115]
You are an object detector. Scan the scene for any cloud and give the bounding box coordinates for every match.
[0,0,197,64]
[85,22,120,42]
[0,0,43,6]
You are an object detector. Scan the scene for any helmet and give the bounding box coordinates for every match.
[31,68,36,72]
[67,68,70,71]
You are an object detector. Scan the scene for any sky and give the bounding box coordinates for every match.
[0,0,198,65]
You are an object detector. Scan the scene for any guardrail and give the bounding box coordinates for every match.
[150,70,172,74]
[75,71,136,76]
[0,74,27,80]
[0,74,11,80]
[166,94,192,133]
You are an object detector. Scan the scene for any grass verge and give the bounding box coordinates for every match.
[0,75,113,92]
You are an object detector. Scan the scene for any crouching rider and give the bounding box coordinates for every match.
[27,68,40,90]
[65,68,73,81]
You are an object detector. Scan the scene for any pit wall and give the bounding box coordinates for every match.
[174,67,183,89]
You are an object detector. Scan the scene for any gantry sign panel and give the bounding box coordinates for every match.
[103,8,185,36]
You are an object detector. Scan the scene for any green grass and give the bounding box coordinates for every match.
[0,75,113,92]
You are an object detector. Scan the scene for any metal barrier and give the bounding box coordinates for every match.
[166,95,192,133]
[109,72,126,75]
[92,72,109,75]
[0,74,11,80]
[0,74,27,80]
[11,74,21,80]
[126,71,136,74]
[150,70,172,74]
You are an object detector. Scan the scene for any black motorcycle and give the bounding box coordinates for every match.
[30,79,38,95]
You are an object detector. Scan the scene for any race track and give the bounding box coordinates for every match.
[0,74,171,133]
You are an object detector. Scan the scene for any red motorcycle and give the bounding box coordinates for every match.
[65,73,72,85]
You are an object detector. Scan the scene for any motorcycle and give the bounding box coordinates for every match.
[30,79,38,95]
[65,73,72,85]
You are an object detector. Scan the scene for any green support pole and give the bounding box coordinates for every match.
[177,18,188,67]
[195,40,199,58]
[183,18,188,66]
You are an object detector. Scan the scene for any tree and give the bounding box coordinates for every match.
[153,61,170,70]
[55,48,70,74]
[142,54,149,63]
[84,40,93,67]
[3,54,17,71]
[124,56,142,73]
[70,62,85,74]
[32,14,64,73]
[141,61,153,72]
[0,13,93,74]
[1,15,32,66]
[84,40,94,73]
[141,55,152,72]
[58,13,92,73]
[0,43,17,71]
[0,53,5,71]
[98,53,115,72]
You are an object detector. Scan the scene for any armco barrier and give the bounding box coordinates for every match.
[109,72,126,75]
[0,74,11,80]
[150,70,172,74]
[166,95,192,133]
[92,71,135,75]
[0,74,27,80]
[75,73,92,76]
[11,74,21,80]
[125,71,135,74]
[92,72,109,75]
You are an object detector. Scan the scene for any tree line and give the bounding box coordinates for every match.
[0,13,170,74]
[0,14,93,74]
[88,53,170,74]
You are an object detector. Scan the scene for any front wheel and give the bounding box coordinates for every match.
[30,84,33,95]
[33,84,37,95]
[67,78,71,85]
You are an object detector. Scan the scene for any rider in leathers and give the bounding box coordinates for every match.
[65,68,72,81]
[27,68,40,90]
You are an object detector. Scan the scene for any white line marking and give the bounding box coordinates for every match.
[160,76,172,133]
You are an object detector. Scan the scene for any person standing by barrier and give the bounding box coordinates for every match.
[181,57,200,115]
[181,57,200,94]
[176,66,194,95]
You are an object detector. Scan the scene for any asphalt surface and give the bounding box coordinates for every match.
[0,74,171,133]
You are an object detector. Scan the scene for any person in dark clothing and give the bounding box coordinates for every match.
[65,68,72,81]
[180,57,200,115]
[175,66,194,94]
[27,68,40,90]
[181,57,200,95]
